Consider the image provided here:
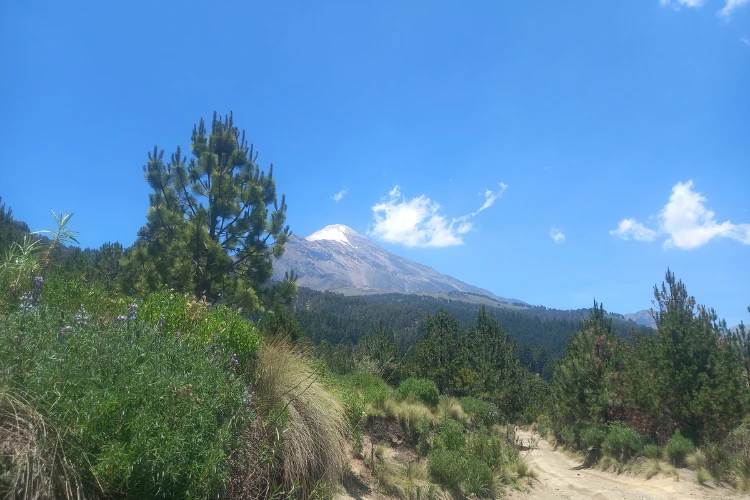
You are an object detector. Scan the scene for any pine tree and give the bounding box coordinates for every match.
[123,112,293,312]
[648,270,748,442]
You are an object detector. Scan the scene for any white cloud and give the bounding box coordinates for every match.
[659,0,706,8]
[720,0,750,18]
[549,228,566,244]
[369,183,507,247]
[610,219,660,242]
[332,190,347,202]
[610,181,750,249]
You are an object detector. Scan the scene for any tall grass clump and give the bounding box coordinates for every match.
[0,305,251,498]
[236,337,349,498]
[396,378,440,407]
[0,391,83,499]
[664,430,695,467]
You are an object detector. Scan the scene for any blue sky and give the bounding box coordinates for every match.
[2,1,748,324]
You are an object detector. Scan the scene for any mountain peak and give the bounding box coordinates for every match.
[305,224,359,247]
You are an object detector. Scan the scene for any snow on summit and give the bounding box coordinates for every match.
[306,224,355,248]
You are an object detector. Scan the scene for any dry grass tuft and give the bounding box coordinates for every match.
[437,397,465,423]
[383,398,434,429]
[232,338,349,498]
[686,450,707,471]
[0,390,84,499]
[696,468,712,485]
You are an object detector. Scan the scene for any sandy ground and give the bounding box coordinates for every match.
[508,431,748,500]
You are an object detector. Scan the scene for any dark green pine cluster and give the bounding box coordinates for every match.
[121,112,293,313]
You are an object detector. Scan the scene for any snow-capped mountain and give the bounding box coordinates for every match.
[272,224,525,305]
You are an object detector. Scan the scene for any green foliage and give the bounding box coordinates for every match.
[353,322,398,379]
[122,112,293,313]
[397,378,440,407]
[138,288,261,362]
[580,425,608,450]
[433,419,465,452]
[642,443,661,459]
[601,425,643,462]
[664,430,695,467]
[465,427,517,471]
[459,396,499,428]
[0,305,250,498]
[552,300,628,429]
[257,304,306,341]
[428,449,466,489]
[345,372,392,408]
[462,458,495,498]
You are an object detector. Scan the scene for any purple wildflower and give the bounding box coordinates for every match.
[157,313,165,329]
[127,301,138,321]
[59,325,72,337]
[19,292,35,313]
[230,353,240,370]
[31,276,44,301]
[115,314,127,326]
[75,305,90,326]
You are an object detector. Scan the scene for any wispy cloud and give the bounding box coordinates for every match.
[659,0,749,18]
[369,183,507,247]
[332,190,347,202]
[610,219,659,242]
[549,228,566,244]
[720,0,750,19]
[742,36,750,45]
[610,181,750,249]
[659,0,706,8]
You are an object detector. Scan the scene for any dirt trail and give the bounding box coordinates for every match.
[508,431,747,500]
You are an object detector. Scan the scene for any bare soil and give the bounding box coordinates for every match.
[508,431,748,500]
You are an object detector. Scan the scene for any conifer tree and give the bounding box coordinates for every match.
[123,112,293,312]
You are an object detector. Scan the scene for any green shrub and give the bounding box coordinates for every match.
[558,425,579,448]
[463,458,495,498]
[0,305,250,498]
[602,425,643,462]
[664,430,695,467]
[580,425,607,450]
[397,378,440,407]
[138,289,261,363]
[459,396,499,427]
[433,419,465,452]
[346,372,391,408]
[429,449,467,488]
[466,427,517,470]
[642,443,661,459]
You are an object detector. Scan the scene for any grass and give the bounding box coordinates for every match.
[0,390,83,499]
[437,397,465,423]
[240,337,349,497]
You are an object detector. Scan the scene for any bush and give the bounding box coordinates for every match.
[463,458,495,498]
[345,372,391,408]
[466,427,517,471]
[434,419,465,452]
[138,289,261,363]
[580,425,607,450]
[558,425,579,449]
[459,396,499,428]
[664,430,695,467]
[397,378,440,407]
[0,305,250,498]
[602,425,643,462]
[642,444,661,459]
[429,449,466,489]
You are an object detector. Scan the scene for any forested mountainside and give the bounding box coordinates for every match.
[290,286,654,379]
